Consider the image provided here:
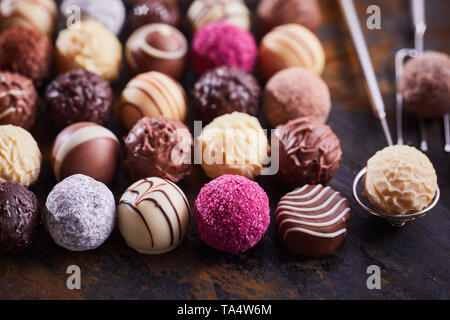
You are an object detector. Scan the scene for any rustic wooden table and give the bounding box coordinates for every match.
[0,0,449,300]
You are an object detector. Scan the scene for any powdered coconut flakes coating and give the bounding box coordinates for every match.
[44,174,116,251]
[194,175,270,254]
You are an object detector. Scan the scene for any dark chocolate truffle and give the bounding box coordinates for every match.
[399,51,450,117]
[128,0,181,33]
[0,72,40,130]
[192,66,261,123]
[0,182,40,254]
[45,69,113,129]
[0,26,52,86]
[124,116,193,183]
[125,23,188,79]
[276,117,342,187]
[257,0,322,34]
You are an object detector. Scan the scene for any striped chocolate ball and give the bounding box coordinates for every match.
[120,71,187,130]
[51,122,120,185]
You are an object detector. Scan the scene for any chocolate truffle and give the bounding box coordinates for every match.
[0,71,39,130]
[399,51,450,117]
[197,112,269,180]
[0,0,57,36]
[0,182,39,254]
[276,184,350,258]
[264,67,331,127]
[60,0,125,36]
[118,177,190,254]
[192,66,261,123]
[188,0,250,32]
[364,145,437,215]
[0,26,52,86]
[44,174,116,251]
[51,122,120,185]
[257,0,321,34]
[120,71,187,130]
[275,117,342,187]
[124,116,193,183]
[128,0,180,32]
[45,69,113,129]
[259,24,325,80]
[126,23,188,80]
[194,175,270,254]
[0,125,41,187]
[55,21,123,81]
[191,21,258,75]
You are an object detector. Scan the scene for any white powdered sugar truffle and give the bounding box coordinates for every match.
[44,174,116,251]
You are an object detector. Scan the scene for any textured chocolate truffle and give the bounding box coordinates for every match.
[0,182,40,254]
[276,184,350,258]
[126,23,188,79]
[257,0,322,34]
[51,122,120,185]
[0,72,39,130]
[124,116,193,183]
[45,69,113,129]
[44,174,116,251]
[275,117,342,187]
[192,66,261,123]
[399,51,450,117]
[128,0,180,32]
[0,26,52,86]
[264,67,331,127]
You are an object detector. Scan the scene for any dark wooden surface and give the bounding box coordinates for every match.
[0,0,449,300]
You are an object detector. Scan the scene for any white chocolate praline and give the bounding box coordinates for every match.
[197,112,269,179]
[118,177,190,254]
[364,145,438,215]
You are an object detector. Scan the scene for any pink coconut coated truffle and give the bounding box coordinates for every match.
[191,21,258,75]
[194,175,270,254]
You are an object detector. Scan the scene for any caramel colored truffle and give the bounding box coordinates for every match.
[0,72,39,130]
[0,0,57,36]
[257,0,321,34]
[126,23,188,79]
[399,51,450,117]
[55,21,123,81]
[120,71,187,130]
[0,125,41,187]
[259,24,325,80]
[364,145,437,215]
[128,0,180,32]
[197,112,269,180]
[264,67,331,127]
[275,117,342,187]
[0,26,52,86]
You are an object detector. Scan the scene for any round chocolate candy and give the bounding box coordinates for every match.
[126,23,188,80]
[51,122,120,185]
[128,0,181,32]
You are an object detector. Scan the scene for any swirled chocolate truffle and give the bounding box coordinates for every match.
[0,26,52,86]
[0,182,40,254]
[275,117,342,187]
[0,72,39,130]
[399,51,450,117]
[128,0,180,32]
[192,66,261,123]
[124,116,193,183]
[45,69,113,129]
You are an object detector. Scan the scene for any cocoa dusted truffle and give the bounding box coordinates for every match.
[275,117,342,187]
[257,0,322,34]
[128,0,181,33]
[124,116,193,183]
[45,69,113,129]
[399,51,450,117]
[192,66,261,123]
[0,182,40,254]
[0,72,39,130]
[0,26,52,86]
